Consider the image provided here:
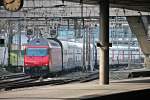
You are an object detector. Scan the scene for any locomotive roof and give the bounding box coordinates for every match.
[28,38,49,46]
[28,38,60,47]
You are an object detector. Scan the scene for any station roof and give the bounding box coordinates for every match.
[65,0,150,12]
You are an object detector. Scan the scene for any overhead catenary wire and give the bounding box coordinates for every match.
[80,0,86,71]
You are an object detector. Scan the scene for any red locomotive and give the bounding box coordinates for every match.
[24,38,62,76]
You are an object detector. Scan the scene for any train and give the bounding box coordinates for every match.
[0,37,143,76]
[24,38,88,77]
[23,37,144,77]
[109,45,144,66]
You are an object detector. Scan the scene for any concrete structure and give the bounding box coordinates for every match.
[99,0,109,84]
[65,0,150,12]
[127,16,150,68]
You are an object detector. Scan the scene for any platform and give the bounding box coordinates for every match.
[0,77,150,100]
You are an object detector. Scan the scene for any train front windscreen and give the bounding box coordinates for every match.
[26,48,48,56]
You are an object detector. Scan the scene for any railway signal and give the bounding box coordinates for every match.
[50,25,58,38]
[26,29,35,42]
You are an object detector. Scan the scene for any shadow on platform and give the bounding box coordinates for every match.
[80,89,150,100]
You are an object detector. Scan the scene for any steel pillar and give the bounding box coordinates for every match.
[99,0,109,85]
[8,22,13,67]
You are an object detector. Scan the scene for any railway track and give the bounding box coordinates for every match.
[0,73,37,91]
[0,71,99,91]
[0,67,144,91]
[79,71,99,83]
[0,73,26,80]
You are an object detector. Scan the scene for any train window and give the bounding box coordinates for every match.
[76,56,78,61]
[50,42,59,46]
[26,48,48,56]
[64,50,67,54]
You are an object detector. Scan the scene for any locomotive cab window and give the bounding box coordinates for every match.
[26,48,48,56]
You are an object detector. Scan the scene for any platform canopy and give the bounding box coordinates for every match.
[65,0,150,12]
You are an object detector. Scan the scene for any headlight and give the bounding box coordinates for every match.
[45,64,48,66]
[25,64,28,66]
